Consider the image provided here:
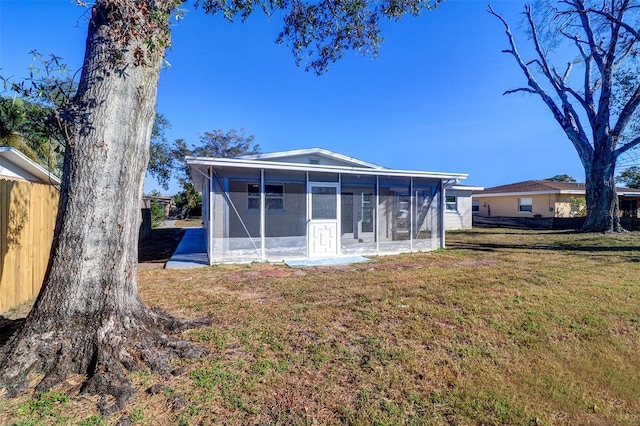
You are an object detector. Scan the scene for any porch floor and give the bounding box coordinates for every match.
[285,255,371,268]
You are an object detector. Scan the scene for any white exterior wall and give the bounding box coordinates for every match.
[445,190,473,230]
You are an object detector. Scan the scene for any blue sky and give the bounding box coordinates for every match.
[0,0,588,194]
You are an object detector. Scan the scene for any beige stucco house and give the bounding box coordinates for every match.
[473,180,640,218]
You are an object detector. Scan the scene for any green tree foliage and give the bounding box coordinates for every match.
[616,166,640,189]
[149,200,166,228]
[568,196,587,217]
[171,129,259,216]
[0,97,64,174]
[545,174,577,183]
[0,52,76,175]
[195,0,439,74]
[146,112,175,190]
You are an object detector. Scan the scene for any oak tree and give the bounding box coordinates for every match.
[0,0,440,415]
[490,0,640,232]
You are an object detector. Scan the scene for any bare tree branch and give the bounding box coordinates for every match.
[488,3,594,163]
[587,0,640,42]
[503,87,537,95]
[616,133,640,157]
[570,0,606,72]
[612,84,640,140]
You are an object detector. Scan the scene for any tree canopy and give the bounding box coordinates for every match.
[616,165,640,188]
[545,174,577,183]
[0,52,76,176]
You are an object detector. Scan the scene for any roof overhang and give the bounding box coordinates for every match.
[451,185,484,191]
[619,190,640,197]
[0,147,61,185]
[186,156,468,189]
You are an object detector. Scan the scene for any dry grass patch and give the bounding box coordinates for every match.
[174,218,202,228]
[2,228,640,425]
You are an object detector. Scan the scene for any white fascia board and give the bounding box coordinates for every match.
[451,185,484,191]
[186,156,468,181]
[0,147,61,185]
[235,148,388,169]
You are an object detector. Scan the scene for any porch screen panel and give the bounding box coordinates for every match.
[412,178,438,251]
[201,176,211,263]
[220,169,262,262]
[377,177,411,253]
[341,175,376,255]
[264,170,307,260]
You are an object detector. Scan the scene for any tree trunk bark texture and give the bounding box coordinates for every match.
[582,149,623,233]
[0,1,207,415]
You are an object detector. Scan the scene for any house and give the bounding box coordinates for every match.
[186,148,471,264]
[141,194,175,217]
[0,147,60,312]
[445,184,485,229]
[473,180,640,218]
[0,146,61,185]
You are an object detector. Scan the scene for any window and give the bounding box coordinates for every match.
[248,183,284,211]
[472,200,479,213]
[445,195,458,212]
[518,197,533,213]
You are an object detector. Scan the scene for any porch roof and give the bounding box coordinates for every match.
[186,156,468,188]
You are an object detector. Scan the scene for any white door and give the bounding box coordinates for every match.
[308,183,340,258]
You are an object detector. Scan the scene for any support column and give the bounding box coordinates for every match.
[260,169,266,261]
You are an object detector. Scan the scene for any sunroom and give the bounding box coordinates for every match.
[186,148,468,264]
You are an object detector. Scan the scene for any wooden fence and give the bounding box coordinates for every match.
[0,178,59,313]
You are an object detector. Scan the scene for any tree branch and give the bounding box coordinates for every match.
[488,3,594,164]
[615,134,640,157]
[569,0,606,73]
[503,87,537,95]
[587,0,640,42]
[612,84,640,139]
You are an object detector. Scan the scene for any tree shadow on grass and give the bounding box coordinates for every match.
[449,240,640,263]
[138,228,186,264]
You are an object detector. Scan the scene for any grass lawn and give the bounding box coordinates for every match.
[174,217,202,228]
[3,228,640,425]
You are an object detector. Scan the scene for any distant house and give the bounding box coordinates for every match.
[473,180,640,218]
[187,148,471,264]
[141,195,175,217]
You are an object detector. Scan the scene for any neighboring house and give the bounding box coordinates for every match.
[142,195,175,217]
[0,147,60,312]
[473,180,640,218]
[187,148,470,264]
[0,146,61,185]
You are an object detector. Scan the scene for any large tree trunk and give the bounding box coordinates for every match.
[582,149,622,232]
[0,1,207,415]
